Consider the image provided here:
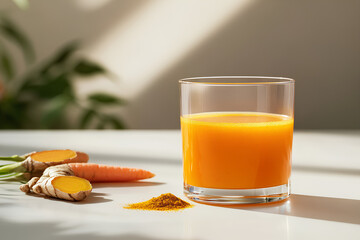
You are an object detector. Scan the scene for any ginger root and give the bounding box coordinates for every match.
[21,175,92,201]
[23,150,88,174]
[20,163,92,201]
[0,150,89,181]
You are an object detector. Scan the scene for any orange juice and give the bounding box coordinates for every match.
[181,112,294,189]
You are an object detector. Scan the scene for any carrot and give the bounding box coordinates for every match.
[0,150,89,181]
[68,163,155,182]
[21,163,154,186]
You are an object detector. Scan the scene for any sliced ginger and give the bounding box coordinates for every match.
[0,150,89,180]
[23,175,92,201]
[30,150,78,163]
[52,176,92,194]
[23,150,88,174]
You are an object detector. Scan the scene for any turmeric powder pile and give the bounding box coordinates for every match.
[124,193,192,211]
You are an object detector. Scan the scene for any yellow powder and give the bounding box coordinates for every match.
[124,193,192,211]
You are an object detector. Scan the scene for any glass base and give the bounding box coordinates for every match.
[184,182,290,205]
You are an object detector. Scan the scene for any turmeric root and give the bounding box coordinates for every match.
[21,175,92,201]
[23,150,88,173]
[0,150,89,181]
[20,163,92,201]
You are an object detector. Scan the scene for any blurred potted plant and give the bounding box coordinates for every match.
[0,2,125,129]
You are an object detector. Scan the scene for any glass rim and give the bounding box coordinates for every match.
[179,76,295,85]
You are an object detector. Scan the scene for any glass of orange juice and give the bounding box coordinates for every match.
[180,76,295,204]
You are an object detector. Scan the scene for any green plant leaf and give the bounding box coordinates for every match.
[41,95,71,128]
[12,0,29,10]
[41,42,78,74]
[20,42,78,92]
[88,93,125,105]
[96,120,105,129]
[107,116,125,129]
[0,97,27,129]
[0,44,14,80]
[79,109,95,129]
[26,73,73,99]
[0,16,34,63]
[74,59,106,76]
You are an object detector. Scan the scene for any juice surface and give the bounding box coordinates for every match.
[181,112,294,189]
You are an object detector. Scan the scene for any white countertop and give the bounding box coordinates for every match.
[0,130,359,240]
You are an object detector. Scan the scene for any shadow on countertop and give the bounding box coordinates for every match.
[222,194,360,225]
[0,219,201,240]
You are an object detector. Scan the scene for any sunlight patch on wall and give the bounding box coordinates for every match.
[87,0,253,99]
[74,0,113,11]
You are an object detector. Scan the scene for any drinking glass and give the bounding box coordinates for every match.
[180,76,295,204]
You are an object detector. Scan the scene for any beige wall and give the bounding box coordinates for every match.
[2,0,359,129]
